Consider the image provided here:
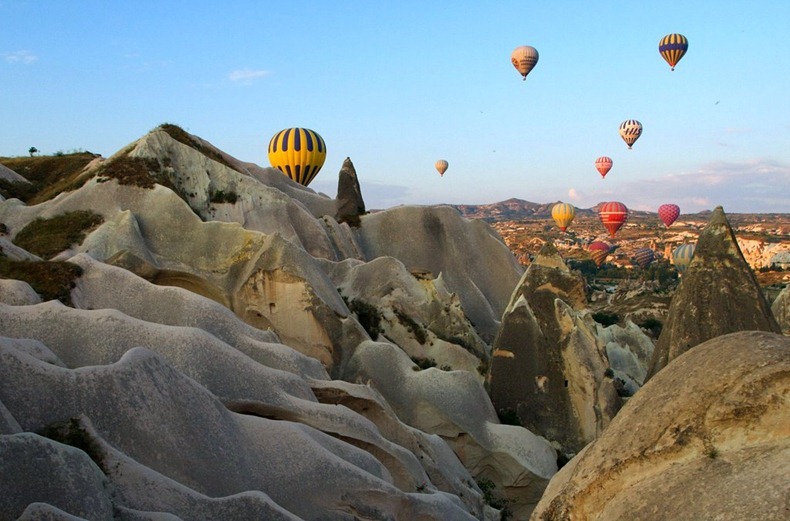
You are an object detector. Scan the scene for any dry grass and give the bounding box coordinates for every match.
[13,211,104,259]
[0,152,97,204]
[157,123,238,171]
[0,257,83,306]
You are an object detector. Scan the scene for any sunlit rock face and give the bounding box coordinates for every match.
[772,284,790,334]
[489,241,621,456]
[531,331,790,521]
[647,206,781,380]
[0,127,548,520]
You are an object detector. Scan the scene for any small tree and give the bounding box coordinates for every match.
[28,147,38,157]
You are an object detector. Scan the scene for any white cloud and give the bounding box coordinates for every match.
[567,187,581,201]
[3,50,37,64]
[228,68,270,83]
[577,159,790,213]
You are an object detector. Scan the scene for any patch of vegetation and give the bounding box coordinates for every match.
[476,478,513,519]
[477,359,490,376]
[497,408,521,426]
[440,364,452,371]
[0,258,83,305]
[98,155,163,189]
[39,418,107,472]
[0,152,97,204]
[13,211,103,259]
[410,356,437,370]
[704,445,720,459]
[394,308,428,344]
[342,296,383,339]
[157,123,238,171]
[209,189,238,204]
[591,311,620,327]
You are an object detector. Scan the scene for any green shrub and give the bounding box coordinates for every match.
[410,356,437,370]
[637,317,663,338]
[342,296,383,339]
[209,189,238,204]
[394,309,428,344]
[13,211,103,259]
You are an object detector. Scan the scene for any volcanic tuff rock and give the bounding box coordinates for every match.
[489,241,621,456]
[0,126,547,519]
[772,284,790,334]
[335,157,366,224]
[531,331,790,521]
[646,206,781,380]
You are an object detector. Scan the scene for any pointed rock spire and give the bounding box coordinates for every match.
[336,157,365,225]
[646,206,781,380]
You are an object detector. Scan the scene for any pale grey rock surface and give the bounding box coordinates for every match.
[0,127,549,519]
[531,331,790,521]
[647,207,781,380]
[771,284,790,334]
[0,279,42,305]
[0,163,30,184]
[489,242,621,455]
[596,320,655,394]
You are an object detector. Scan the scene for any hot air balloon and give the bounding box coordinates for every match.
[633,248,655,268]
[551,202,576,231]
[672,243,695,274]
[595,156,613,179]
[657,204,680,228]
[435,160,449,177]
[511,45,539,80]
[659,33,688,71]
[599,201,628,238]
[619,120,642,149]
[267,127,327,187]
[588,241,611,268]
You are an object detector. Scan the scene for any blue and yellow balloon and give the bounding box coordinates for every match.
[268,128,327,187]
[659,34,688,71]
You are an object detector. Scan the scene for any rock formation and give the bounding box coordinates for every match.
[489,241,621,457]
[772,284,790,334]
[0,126,551,519]
[335,157,366,225]
[531,331,790,521]
[646,206,781,380]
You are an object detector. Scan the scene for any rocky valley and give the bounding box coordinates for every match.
[1,126,788,520]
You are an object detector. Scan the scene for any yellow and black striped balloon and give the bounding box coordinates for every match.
[659,33,688,71]
[267,127,327,187]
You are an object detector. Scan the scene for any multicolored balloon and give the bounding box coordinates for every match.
[619,120,643,149]
[672,243,696,274]
[658,204,681,228]
[588,241,612,267]
[595,156,613,179]
[551,202,576,232]
[633,248,655,268]
[435,159,449,177]
[599,201,629,238]
[267,128,327,187]
[659,33,688,71]
[511,45,539,80]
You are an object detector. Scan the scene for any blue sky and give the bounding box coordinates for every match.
[2,1,789,212]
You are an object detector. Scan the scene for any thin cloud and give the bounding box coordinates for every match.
[578,159,790,213]
[3,50,37,64]
[567,187,582,201]
[228,68,271,84]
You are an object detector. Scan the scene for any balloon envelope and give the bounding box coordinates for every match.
[599,201,629,237]
[672,243,696,274]
[659,33,688,71]
[551,202,576,231]
[633,248,655,268]
[435,159,448,177]
[511,45,539,80]
[619,120,643,149]
[588,241,611,267]
[595,156,613,179]
[658,204,680,228]
[268,128,327,187]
